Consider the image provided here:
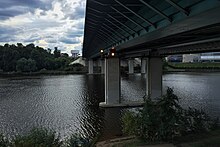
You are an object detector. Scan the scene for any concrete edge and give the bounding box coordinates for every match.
[87,73,104,75]
[99,102,145,108]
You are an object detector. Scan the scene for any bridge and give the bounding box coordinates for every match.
[82,0,220,107]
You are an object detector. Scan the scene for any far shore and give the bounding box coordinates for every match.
[0,70,88,77]
[2,65,220,77]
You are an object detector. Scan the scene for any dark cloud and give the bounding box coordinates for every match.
[0,0,86,54]
[59,37,79,44]
[61,1,85,20]
[46,39,57,43]
[23,35,41,43]
[69,3,85,19]
[0,26,17,34]
[0,35,16,42]
[0,26,19,42]
[0,0,52,20]
[0,0,51,10]
[66,29,84,38]
[74,21,85,29]
[0,8,28,20]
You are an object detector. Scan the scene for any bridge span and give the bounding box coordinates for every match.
[82,0,220,107]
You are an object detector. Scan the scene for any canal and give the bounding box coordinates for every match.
[0,73,220,140]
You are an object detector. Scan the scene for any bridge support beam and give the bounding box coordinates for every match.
[88,59,94,74]
[100,59,105,74]
[128,59,134,74]
[146,57,163,99]
[141,58,147,74]
[104,57,121,105]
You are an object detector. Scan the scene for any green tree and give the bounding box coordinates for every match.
[12,128,62,147]
[54,47,61,58]
[30,49,45,70]
[122,88,218,142]
[1,47,20,71]
[0,43,71,72]
[16,58,37,72]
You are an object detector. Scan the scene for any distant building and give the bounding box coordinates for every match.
[200,52,220,62]
[166,55,183,62]
[183,54,200,62]
[71,50,79,58]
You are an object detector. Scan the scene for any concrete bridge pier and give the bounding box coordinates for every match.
[104,57,121,105]
[141,58,147,74]
[100,59,105,74]
[128,59,134,74]
[88,59,94,74]
[146,57,163,99]
[100,57,145,108]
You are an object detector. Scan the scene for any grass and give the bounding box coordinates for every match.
[168,62,220,69]
[107,129,220,147]
[185,137,220,147]
[0,128,93,147]
[110,138,170,147]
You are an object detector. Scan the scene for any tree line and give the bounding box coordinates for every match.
[0,43,72,72]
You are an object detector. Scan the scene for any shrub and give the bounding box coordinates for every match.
[0,134,9,147]
[0,129,95,147]
[122,88,218,142]
[66,134,90,147]
[122,111,140,136]
[182,108,219,134]
[12,128,62,147]
[16,58,37,72]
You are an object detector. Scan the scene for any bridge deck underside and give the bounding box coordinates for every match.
[83,0,220,59]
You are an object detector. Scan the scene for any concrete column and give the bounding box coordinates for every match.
[100,108,122,140]
[93,60,98,67]
[100,59,105,74]
[105,58,121,104]
[146,57,163,99]
[141,58,147,74]
[128,59,134,74]
[88,59,94,74]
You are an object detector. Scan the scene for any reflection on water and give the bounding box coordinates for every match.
[163,73,220,118]
[100,108,123,141]
[0,73,220,140]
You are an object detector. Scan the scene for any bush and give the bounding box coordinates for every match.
[122,111,140,136]
[122,88,218,142]
[64,64,85,72]
[182,108,219,134]
[16,58,37,72]
[12,128,62,147]
[0,134,9,147]
[0,129,95,147]
[66,134,90,147]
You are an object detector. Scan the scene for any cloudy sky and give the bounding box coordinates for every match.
[0,0,86,55]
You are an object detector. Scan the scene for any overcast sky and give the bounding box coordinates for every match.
[0,0,86,55]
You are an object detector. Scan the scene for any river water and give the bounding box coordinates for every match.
[0,73,220,140]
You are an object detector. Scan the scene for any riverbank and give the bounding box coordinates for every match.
[0,69,88,77]
[164,62,220,72]
[97,129,220,147]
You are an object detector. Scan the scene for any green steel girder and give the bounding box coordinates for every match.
[105,18,132,36]
[111,6,146,31]
[83,0,220,59]
[101,25,124,41]
[114,0,155,28]
[98,29,119,43]
[102,23,127,38]
[107,14,136,34]
[138,0,172,22]
[165,0,189,16]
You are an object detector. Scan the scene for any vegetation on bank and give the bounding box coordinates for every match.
[0,128,94,147]
[168,62,220,69]
[122,88,219,144]
[0,43,84,73]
